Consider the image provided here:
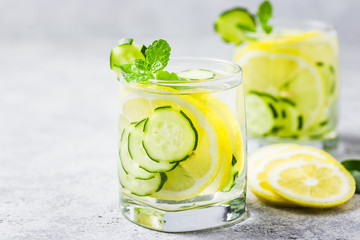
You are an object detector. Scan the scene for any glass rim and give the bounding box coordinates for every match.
[119,57,242,89]
[269,18,337,33]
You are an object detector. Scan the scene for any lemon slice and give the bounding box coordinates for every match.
[290,32,339,103]
[234,31,325,55]
[119,89,228,200]
[246,31,338,70]
[248,143,296,169]
[197,94,244,192]
[267,155,355,208]
[248,145,335,206]
[237,30,339,102]
[236,50,325,130]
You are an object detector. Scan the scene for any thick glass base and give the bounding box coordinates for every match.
[120,194,247,232]
[248,133,339,155]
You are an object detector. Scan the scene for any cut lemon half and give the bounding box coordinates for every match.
[267,155,355,208]
[236,50,325,130]
[248,145,335,206]
[119,89,228,200]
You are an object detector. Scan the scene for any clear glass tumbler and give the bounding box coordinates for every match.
[234,19,339,152]
[117,57,247,232]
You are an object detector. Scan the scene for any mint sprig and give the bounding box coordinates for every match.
[257,0,273,34]
[119,39,179,83]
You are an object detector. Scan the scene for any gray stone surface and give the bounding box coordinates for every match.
[1,0,360,239]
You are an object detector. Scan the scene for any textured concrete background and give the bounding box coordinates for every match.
[1,0,360,239]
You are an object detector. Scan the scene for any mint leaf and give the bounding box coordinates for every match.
[118,39,179,83]
[156,70,179,80]
[134,59,150,71]
[151,61,164,73]
[120,63,153,83]
[125,69,154,83]
[257,0,273,34]
[342,159,360,194]
[118,64,132,74]
[145,39,171,72]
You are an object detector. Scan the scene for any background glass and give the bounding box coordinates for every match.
[234,19,339,152]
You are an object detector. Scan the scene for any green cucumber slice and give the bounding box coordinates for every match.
[215,8,256,45]
[307,117,332,139]
[143,106,197,163]
[276,99,302,138]
[128,119,178,172]
[222,171,239,192]
[245,92,278,136]
[263,95,282,134]
[119,124,155,180]
[260,94,281,121]
[222,155,239,192]
[118,161,167,196]
[178,69,215,80]
[249,90,278,103]
[110,38,145,70]
[118,38,133,45]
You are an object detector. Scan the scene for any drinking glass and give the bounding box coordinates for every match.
[234,19,339,152]
[117,57,247,232]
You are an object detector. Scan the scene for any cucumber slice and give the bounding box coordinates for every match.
[222,171,239,192]
[110,38,145,70]
[119,124,156,180]
[222,155,239,192]
[308,118,331,139]
[215,8,256,45]
[245,92,278,136]
[118,161,167,196]
[118,38,133,45]
[276,99,302,138]
[143,106,197,163]
[128,119,178,172]
[261,95,283,134]
[258,93,281,121]
[178,69,215,80]
[249,90,278,104]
